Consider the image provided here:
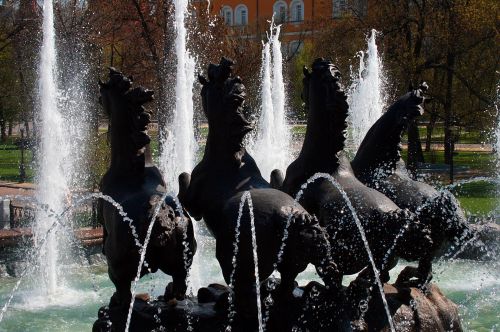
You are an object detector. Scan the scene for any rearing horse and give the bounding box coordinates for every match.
[282,58,432,285]
[98,68,196,309]
[179,58,339,323]
[352,83,472,285]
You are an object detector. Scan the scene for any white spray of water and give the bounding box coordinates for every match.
[494,81,500,214]
[159,0,200,295]
[348,29,386,152]
[225,191,263,332]
[248,22,291,181]
[494,82,500,173]
[35,0,70,296]
[160,0,197,193]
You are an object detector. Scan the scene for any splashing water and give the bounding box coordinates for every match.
[493,82,500,215]
[160,0,197,193]
[248,21,291,181]
[264,173,396,332]
[35,0,71,296]
[225,193,246,331]
[348,29,386,152]
[248,194,264,332]
[0,193,119,322]
[494,82,500,172]
[125,192,169,331]
[225,191,263,332]
[159,0,201,295]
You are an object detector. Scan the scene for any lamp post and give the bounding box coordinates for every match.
[449,123,460,184]
[19,127,26,183]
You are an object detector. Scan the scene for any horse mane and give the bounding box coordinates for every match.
[199,58,253,165]
[300,58,349,172]
[352,83,428,181]
[99,67,154,177]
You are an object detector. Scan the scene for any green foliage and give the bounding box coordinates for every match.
[457,197,497,216]
[451,181,498,198]
[401,149,495,173]
[290,41,315,120]
[86,132,110,190]
[0,137,33,182]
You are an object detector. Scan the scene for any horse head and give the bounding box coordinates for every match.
[353,82,429,176]
[301,58,349,166]
[199,58,253,162]
[388,82,428,124]
[99,68,154,175]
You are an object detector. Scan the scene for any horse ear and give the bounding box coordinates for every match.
[303,66,311,78]
[198,74,208,85]
[419,81,429,92]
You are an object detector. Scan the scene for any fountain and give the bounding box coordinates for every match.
[97,68,196,331]
[248,22,292,181]
[35,0,71,296]
[159,0,197,192]
[159,0,201,296]
[348,29,386,152]
[0,4,497,329]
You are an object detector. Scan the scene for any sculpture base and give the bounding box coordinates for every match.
[92,282,462,332]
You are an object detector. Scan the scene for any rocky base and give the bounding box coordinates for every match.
[93,282,462,332]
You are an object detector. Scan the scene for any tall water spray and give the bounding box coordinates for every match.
[249,24,291,180]
[494,82,500,171]
[494,82,500,215]
[348,29,386,151]
[35,0,70,295]
[160,0,197,193]
[159,0,199,294]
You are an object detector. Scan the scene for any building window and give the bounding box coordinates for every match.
[273,1,288,23]
[333,0,348,18]
[234,4,248,26]
[290,0,304,22]
[221,6,233,26]
[289,40,304,56]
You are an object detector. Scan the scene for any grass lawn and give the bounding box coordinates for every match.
[0,138,34,182]
[457,197,498,216]
[413,126,487,144]
[401,150,495,173]
[0,127,497,218]
[450,181,498,216]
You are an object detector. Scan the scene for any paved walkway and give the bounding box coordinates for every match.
[0,227,103,248]
[401,143,493,152]
[0,181,35,197]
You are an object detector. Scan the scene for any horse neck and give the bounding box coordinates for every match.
[203,131,246,167]
[298,100,345,173]
[354,107,406,175]
[108,121,146,177]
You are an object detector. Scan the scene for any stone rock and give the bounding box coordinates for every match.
[6,261,26,278]
[0,264,9,277]
[453,222,500,260]
[88,253,106,266]
[358,284,462,332]
[197,283,230,304]
[93,282,462,332]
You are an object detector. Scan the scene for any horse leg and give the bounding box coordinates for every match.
[108,269,132,309]
[165,272,188,301]
[416,253,433,287]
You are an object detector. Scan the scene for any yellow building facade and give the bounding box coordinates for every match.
[207,0,367,54]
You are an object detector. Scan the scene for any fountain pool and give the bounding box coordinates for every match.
[0,230,497,331]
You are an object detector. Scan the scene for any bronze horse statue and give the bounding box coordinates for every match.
[179,58,339,325]
[98,68,196,310]
[352,83,472,286]
[282,58,432,286]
